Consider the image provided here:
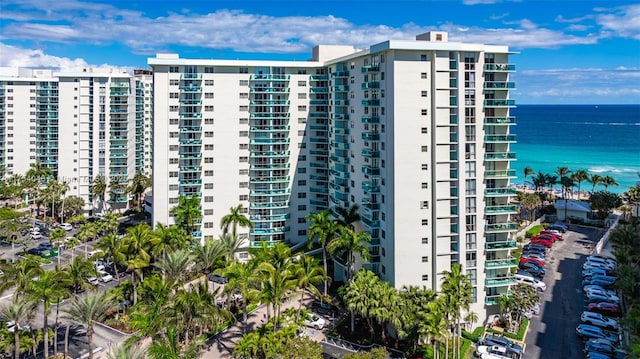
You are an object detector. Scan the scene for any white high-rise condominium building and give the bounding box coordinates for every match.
[150,31,517,321]
[0,67,154,214]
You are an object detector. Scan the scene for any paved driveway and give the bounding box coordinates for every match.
[524,225,606,358]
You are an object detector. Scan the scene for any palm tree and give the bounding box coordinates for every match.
[306,210,341,297]
[602,175,619,191]
[327,227,371,282]
[26,161,52,211]
[153,249,194,285]
[106,341,147,359]
[91,174,107,215]
[62,292,114,359]
[531,172,547,193]
[341,269,379,334]
[0,298,36,359]
[152,223,190,263]
[220,204,253,238]
[589,173,603,193]
[555,166,571,199]
[27,270,71,359]
[120,224,155,304]
[147,326,202,359]
[0,256,44,299]
[292,255,326,312]
[520,193,542,222]
[334,204,361,230]
[75,223,97,259]
[57,180,70,223]
[193,238,226,274]
[66,257,97,294]
[219,233,245,263]
[95,233,125,281]
[257,260,297,329]
[170,195,202,235]
[224,261,260,333]
[571,169,589,199]
[441,263,473,359]
[126,171,151,212]
[107,178,127,213]
[523,166,534,187]
[50,228,66,267]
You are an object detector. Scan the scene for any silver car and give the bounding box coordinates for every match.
[581,311,619,331]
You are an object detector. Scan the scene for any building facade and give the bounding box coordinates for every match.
[0,67,153,214]
[150,31,517,320]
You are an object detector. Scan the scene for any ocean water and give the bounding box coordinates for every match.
[509,105,640,193]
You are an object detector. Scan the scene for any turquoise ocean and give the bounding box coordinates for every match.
[509,105,640,194]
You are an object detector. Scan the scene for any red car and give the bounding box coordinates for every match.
[530,237,553,248]
[587,302,622,317]
[540,231,562,241]
[520,256,545,267]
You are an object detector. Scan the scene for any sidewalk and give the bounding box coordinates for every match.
[201,293,320,358]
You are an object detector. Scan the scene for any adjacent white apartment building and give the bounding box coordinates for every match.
[0,67,153,213]
[150,31,517,321]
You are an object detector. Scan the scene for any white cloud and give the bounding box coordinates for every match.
[595,4,640,40]
[0,1,617,53]
[0,43,126,71]
[463,0,500,5]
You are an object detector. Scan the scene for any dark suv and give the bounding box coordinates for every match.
[208,273,228,284]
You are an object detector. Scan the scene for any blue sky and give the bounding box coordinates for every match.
[1,0,639,104]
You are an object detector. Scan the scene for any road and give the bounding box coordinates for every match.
[524,225,606,358]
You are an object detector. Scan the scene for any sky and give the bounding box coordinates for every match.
[1,0,639,104]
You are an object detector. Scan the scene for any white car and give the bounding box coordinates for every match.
[30,232,43,240]
[88,249,103,258]
[581,311,619,331]
[87,277,100,286]
[98,270,113,283]
[60,223,73,231]
[303,312,326,330]
[584,285,617,297]
[475,345,517,359]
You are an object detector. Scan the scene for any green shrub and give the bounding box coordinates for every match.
[525,225,543,238]
[502,318,529,341]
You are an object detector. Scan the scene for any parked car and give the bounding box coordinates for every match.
[97,270,113,283]
[582,268,614,278]
[30,232,43,240]
[520,252,546,263]
[518,262,545,278]
[38,242,53,250]
[585,292,620,304]
[303,312,326,330]
[86,277,99,286]
[26,248,43,256]
[311,300,339,316]
[583,261,616,272]
[586,256,617,269]
[583,276,617,288]
[584,285,617,298]
[540,231,562,241]
[576,324,619,343]
[481,334,524,355]
[87,249,103,258]
[515,273,546,291]
[584,338,618,355]
[522,247,546,256]
[474,345,520,359]
[519,256,545,267]
[532,234,556,244]
[548,223,568,232]
[530,237,553,248]
[523,243,548,253]
[60,223,73,231]
[585,349,627,359]
[207,273,228,284]
[581,311,619,331]
[588,302,623,318]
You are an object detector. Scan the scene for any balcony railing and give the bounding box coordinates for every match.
[485,205,518,214]
[484,82,516,89]
[485,276,516,287]
[484,116,516,125]
[485,240,518,250]
[484,63,516,72]
[485,223,518,232]
[485,257,517,269]
[484,152,516,160]
[485,187,517,196]
[485,170,517,178]
[484,99,516,107]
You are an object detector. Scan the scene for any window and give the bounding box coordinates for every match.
[421,164,428,170]
[205,131,214,137]
[205,80,214,86]
[239,156,248,162]
[239,80,249,86]
[298,105,307,111]
[420,54,427,61]
[170,79,180,86]
[204,157,214,164]
[205,144,214,150]
[422,274,429,281]
[298,167,306,174]
[421,109,428,116]
[422,256,429,263]
[239,118,249,124]
[298,93,307,99]
[169,184,179,191]
[204,196,214,202]
[239,143,248,150]
[204,105,214,111]
[205,93,214,99]
[239,182,249,188]
[298,230,307,236]
[239,195,249,201]
[205,118,214,124]
[204,170,214,176]
[169,198,178,204]
[422,237,429,244]
[169,171,178,178]
[421,146,428,152]
[239,93,249,99]
[239,131,249,137]
[298,193,307,199]
[421,201,429,209]
[465,162,476,177]
[421,91,428,97]
[298,130,305,136]
[204,209,214,215]
[169,92,179,98]
[239,68,248,73]
[466,215,476,231]
[421,127,428,134]
[466,197,476,213]
[421,182,428,189]
[298,180,307,186]
[298,205,307,211]
[466,233,477,250]
[421,72,428,79]
[169,158,179,164]
[169,66,179,73]
[204,183,214,189]
[298,80,307,87]
[465,179,476,195]
[298,217,306,224]
[298,117,307,124]
[421,219,429,225]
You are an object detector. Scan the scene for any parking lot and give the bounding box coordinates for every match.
[524,225,606,358]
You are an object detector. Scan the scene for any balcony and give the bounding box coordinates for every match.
[485,187,517,196]
[484,99,516,107]
[485,257,517,269]
[485,276,516,287]
[250,74,290,81]
[361,65,380,73]
[361,115,380,124]
[333,86,349,92]
[181,73,202,79]
[484,82,516,90]
[361,148,380,158]
[485,170,517,179]
[362,199,380,210]
[362,132,381,141]
[485,204,518,214]
[361,165,380,176]
[484,152,516,160]
[361,81,380,89]
[362,99,380,107]
[484,63,516,72]
[485,240,517,250]
[485,223,518,233]
[362,181,380,193]
[485,135,516,143]
[179,113,203,119]
[361,215,380,228]
[484,116,516,125]
[179,99,203,105]
[180,126,202,133]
